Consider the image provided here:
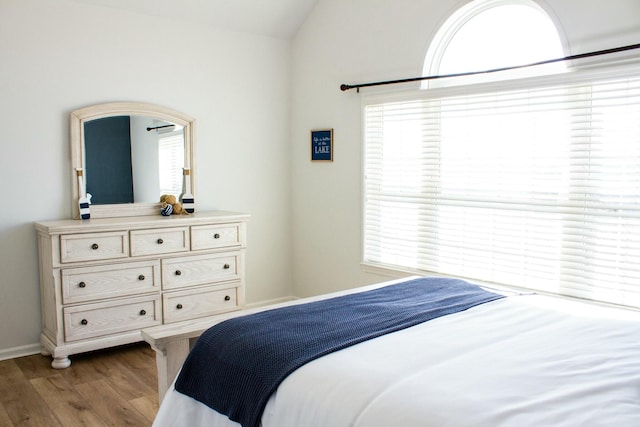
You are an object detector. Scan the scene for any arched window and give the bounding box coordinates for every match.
[423,0,565,88]
[362,0,640,308]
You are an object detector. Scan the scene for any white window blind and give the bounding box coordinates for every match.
[363,67,640,308]
[159,132,185,196]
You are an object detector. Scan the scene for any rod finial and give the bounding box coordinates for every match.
[340,84,351,91]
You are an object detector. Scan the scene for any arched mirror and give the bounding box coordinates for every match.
[70,102,195,219]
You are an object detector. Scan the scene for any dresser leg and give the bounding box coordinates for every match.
[51,356,71,369]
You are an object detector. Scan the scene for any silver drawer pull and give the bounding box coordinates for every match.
[78,281,86,288]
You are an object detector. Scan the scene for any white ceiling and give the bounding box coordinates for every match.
[70,0,318,39]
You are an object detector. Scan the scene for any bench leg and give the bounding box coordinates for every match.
[150,338,190,402]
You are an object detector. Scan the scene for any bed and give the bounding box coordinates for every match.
[150,276,640,427]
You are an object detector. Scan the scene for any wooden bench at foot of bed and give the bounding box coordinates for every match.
[142,315,229,402]
[142,305,287,402]
[141,277,416,402]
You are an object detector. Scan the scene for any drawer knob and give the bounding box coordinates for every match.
[176,303,183,310]
[214,233,221,239]
[78,281,86,288]
[139,309,147,316]
[223,264,230,270]
[224,295,231,301]
[175,270,182,276]
[80,319,88,325]
[157,238,164,244]
[91,243,99,250]
[138,275,145,281]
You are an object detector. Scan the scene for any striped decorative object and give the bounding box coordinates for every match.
[76,168,90,220]
[180,168,194,213]
[161,204,173,216]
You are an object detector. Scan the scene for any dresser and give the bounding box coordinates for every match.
[35,211,249,368]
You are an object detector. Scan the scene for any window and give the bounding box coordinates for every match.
[159,131,185,197]
[363,1,640,308]
[423,0,565,88]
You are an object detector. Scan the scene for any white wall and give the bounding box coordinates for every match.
[0,0,292,356]
[290,0,640,297]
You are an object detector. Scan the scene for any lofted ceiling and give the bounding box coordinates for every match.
[70,0,319,39]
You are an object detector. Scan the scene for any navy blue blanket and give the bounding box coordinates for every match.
[175,277,505,427]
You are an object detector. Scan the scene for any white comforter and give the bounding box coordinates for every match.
[154,294,640,427]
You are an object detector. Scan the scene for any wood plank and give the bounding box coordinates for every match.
[129,394,159,424]
[0,359,62,426]
[0,359,23,389]
[12,354,58,381]
[30,374,108,426]
[56,349,118,386]
[0,403,13,427]
[112,344,158,392]
[102,357,157,402]
[57,344,150,388]
[65,346,158,402]
[1,343,158,426]
[74,379,151,426]
[2,383,63,427]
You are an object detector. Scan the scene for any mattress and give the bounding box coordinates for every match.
[154,288,640,427]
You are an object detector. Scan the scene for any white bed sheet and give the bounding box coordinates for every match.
[154,294,640,427]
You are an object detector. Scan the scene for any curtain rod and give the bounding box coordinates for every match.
[146,124,175,131]
[340,43,640,92]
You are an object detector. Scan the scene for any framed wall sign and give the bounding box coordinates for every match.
[311,129,333,162]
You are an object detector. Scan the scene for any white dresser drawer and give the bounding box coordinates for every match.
[63,295,161,342]
[191,223,241,250]
[161,252,240,290]
[130,227,189,257]
[60,231,129,263]
[163,284,239,323]
[61,260,160,304]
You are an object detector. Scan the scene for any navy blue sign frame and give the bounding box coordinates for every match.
[311,129,333,162]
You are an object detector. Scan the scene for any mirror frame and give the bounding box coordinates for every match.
[70,102,195,219]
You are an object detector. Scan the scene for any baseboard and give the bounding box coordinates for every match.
[0,343,42,362]
[246,296,296,309]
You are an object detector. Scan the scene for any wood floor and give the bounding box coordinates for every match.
[0,343,158,426]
